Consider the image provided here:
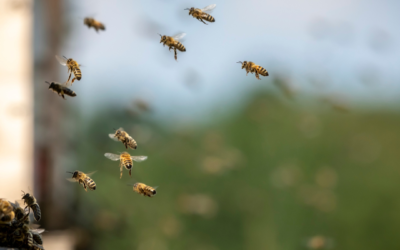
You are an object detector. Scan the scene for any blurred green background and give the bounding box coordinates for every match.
[65,85,400,250]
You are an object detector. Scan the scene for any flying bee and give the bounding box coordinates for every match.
[237,61,269,80]
[104,152,147,179]
[45,81,77,100]
[0,199,15,224]
[67,171,97,192]
[159,33,186,61]
[55,55,82,84]
[128,182,157,197]
[185,4,216,25]
[109,127,137,149]
[21,191,41,222]
[84,17,105,32]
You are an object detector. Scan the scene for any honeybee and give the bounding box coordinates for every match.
[159,33,186,61]
[237,61,269,80]
[45,81,77,100]
[185,4,216,25]
[13,225,44,250]
[21,191,41,222]
[10,201,29,226]
[55,55,82,84]
[67,171,97,192]
[128,182,157,197]
[109,128,137,149]
[0,199,15,225]
[84,17,105,32]
[104,152,148,179]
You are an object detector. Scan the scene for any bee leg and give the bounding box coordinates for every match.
[174,48,178,61]
[120,162,123,179]
[129,169,132,177]
[67,72,72,83]
[71,77,76,83]
[255,72,260,80]
[199,18,208,25]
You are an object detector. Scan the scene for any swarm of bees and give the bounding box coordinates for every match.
[0,193,44,249]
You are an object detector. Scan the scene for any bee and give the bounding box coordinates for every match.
[104,152,147,179]
[128,182,157,197]
[55,55,82,84]
[21,191,41,222]
[0,199,15,224]
[67,171,97,192]
[10,201,29,226]
[45,81,77,99]
[237,61,269,80]
[159,33,186,61]
[109,127,137,149]
[84,17,105,32]
[13,225,44,249]
[185,4,216,25]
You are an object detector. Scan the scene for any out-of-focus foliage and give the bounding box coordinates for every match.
[70,87,400,250]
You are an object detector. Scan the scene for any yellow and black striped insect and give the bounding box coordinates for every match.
[84,17,105,32]
[67,171,97,192]
[55,55,82,84]
[237,61,269,80]
[159,33,186,61]
[21,191,41,222]
[185,4,216,25]
[45,81,77,100]
[105,152,147,179]
[128,182,157,197]
[0,199,15,225]
[109,127,137,149]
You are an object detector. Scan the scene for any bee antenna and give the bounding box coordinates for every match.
[158,33,162,37]
[66,171,74,174]
[45,81,50,85]
[237,61,243,64]
[184,8,190,10]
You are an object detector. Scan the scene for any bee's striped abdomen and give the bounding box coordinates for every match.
[27,232,34,247]
[32,233,43,245]
[204,14,215,22]
[73,67,82,80]
[257,66,269,76]
[31,204,41,222]
[85,177,96,190]
[63,87,77,97]
[175,42,186,52]
[123,158,133,170]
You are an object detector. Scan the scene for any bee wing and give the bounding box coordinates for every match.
[201,4,216,12]
[31,228,45,234]
[108,134,119,141]
[172,33,186,41]
[55,55,68,66]
[86,171,97,177]
[131,156,148,162]
[105,153,121,161]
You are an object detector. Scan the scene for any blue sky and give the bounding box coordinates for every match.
[42,0,400,122]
